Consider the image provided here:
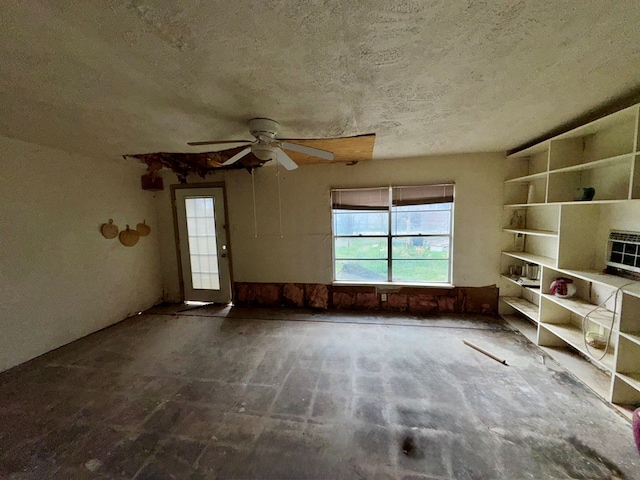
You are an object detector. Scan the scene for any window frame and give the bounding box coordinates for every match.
[331,185,454,286]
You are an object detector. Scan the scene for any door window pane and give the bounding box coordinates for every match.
[185,197,220,290]
[196,218,209,235]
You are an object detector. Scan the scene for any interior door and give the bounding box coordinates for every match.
[174,187,232,303]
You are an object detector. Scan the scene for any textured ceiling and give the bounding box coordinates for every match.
[2,1,640,161]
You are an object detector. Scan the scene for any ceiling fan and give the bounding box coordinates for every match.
[188,118,335,170]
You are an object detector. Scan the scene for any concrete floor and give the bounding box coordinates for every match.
[1,305,639,479]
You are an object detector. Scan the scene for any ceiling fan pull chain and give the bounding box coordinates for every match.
[252,169,258,238]
[276,160,284,238]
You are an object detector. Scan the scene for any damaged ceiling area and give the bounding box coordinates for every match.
[2,1,640,166]
[129,133,376,181]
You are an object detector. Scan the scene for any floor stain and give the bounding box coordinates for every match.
[401,434,418,457]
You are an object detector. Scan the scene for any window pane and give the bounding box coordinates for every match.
[393,203,451,212]
[392,209,451,235]
[205,218,215,236]
[333,211,388,235]
[205,255,219,274]
[187,218,197,234]
[198,236,208,253]
[201,274,212,290]
[196,218,209,235]
[392,237,450,259]
[195,198,208,217]
[185,200,196,217]
[190,255,201,272]
[188,235,199,254]
[335,237,387,259]
[392,260,449,283]
[335,260,387,282]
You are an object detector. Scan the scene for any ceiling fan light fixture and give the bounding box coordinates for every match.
[252,144,277,161]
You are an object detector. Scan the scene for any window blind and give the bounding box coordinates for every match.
[392,184,454,206]
[331,187,389,210]
[331,184,454,210]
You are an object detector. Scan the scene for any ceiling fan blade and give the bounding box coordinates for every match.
[222,147,252,166]
[187,140,252,146]
[276,148,299,170]
[280,141,334,160]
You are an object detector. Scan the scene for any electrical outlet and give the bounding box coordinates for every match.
[381,293,387,302]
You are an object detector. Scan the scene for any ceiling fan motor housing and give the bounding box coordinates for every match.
[249,118,279,140]
[248,118,280,160]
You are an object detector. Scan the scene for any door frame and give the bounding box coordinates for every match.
[170,182,234,302]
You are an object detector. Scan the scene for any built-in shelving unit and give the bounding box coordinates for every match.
[500,103,640,418]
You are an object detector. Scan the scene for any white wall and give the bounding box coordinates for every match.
[158,153,505,301]
[0,136,163,372]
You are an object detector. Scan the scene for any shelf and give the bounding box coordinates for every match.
[503,203,549,208]
[539,323,615,371]
[615,373,640,393]
[501,296,539,322]
[501,275,521,288]
[541,346,613,400]
[504,199,640,208]
[501,275,541,293]
[553,200,638,205]
[502,314,538,342]
[503,228,558,237]
[508,142,550,159]
[553,105,639,141]
[541,294,616,330]
[502,251,555,268]
[524,286,542,296]
[561,269,640,295]
[548,153,633,175]
[504,171,548,184]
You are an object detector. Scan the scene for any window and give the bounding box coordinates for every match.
[331,184,454,284]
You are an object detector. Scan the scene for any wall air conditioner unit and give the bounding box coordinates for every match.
[606,230,640,279]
